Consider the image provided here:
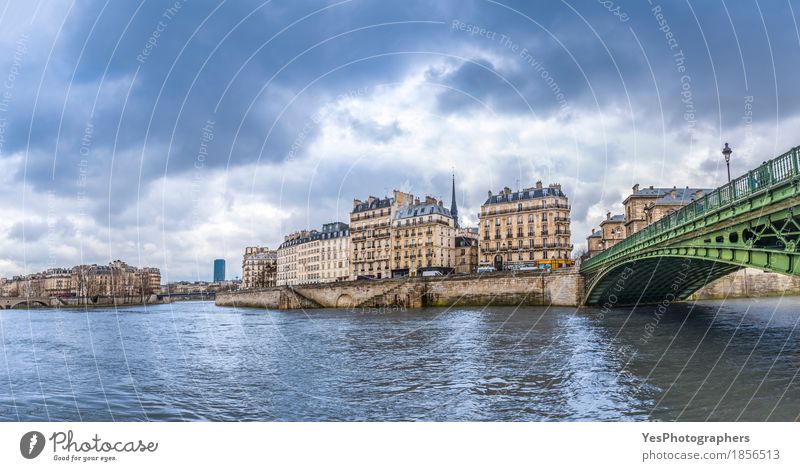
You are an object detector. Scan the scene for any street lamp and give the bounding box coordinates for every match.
[722,142,732,183]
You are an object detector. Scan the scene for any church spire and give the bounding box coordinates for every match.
[450,173,459,228]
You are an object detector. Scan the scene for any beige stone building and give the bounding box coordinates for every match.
[600,212,625,247]
[311,222,350,283]
[43,268,72,297]
[587,212,625,258]
[391,197,456,277]
[586,229,604,259]
[277,230,309,286]
[277,223,350,285]
[623,184,710,237]
[478,181,573,270]
[69,262,160,298]
[139,267,162,295]
[293,222,351,284]
[455,228,479,274]
[0,262,160,299]
[585,185,712,259]
[242,246,277,289]
[349,190,415,280]
[0,275,44,297]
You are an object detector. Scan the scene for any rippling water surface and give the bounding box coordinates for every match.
[1,298,799,421]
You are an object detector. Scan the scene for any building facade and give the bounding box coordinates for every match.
[43,268,72,297]
[586,229,603,259]
[310,222,350,283]
[455,228,479,274]
[277,230,309,286]
[391,197,456,277]
[478,181,573,270]
[0,262,161,298]
[586,212,625,258]
[242,246,277,289]
[585,185,712,259]
[349,190,415,280]
[623,184,710,237]
[600,212,625,248]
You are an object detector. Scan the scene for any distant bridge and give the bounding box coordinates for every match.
[0,297,59,309]
[581,146,800,305]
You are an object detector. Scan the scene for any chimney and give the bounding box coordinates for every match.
[606,211,611,220]
[414,197,420,205]
[438,200,443,207]
[670,189,677,198]
[488,190,492,198]
[632,183,639,193]
[353,198,362,208]
[694,189,705,199]
[535,180,543,189]
[503,186,511,195]
[425,195,437,205]
[393,190,413,206]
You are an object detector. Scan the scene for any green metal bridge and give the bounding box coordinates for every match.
[581,146,800,306]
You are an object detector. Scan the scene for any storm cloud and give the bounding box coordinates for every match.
[1,0,798,280]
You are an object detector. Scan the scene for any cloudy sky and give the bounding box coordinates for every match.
[0,0,798,281]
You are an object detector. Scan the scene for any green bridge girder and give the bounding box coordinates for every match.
[581,146,800,306]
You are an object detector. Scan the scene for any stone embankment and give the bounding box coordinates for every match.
[216,269,585,310]
[688,268,800,300]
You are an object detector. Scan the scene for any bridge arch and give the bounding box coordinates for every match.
[335,294,354,308]
[8,299,50,309]
[584,255,743,306]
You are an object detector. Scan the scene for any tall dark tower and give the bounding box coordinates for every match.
[450,174,459,228]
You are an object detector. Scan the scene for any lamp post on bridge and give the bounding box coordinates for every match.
[722,142,732,183]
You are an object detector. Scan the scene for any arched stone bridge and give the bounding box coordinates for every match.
[581,146,800,306]
[0,297,61,309]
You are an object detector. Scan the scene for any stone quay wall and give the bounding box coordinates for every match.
[216,268,585,310]
[689,268,800,300]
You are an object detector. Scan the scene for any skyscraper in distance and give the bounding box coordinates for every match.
[213,259,226,282]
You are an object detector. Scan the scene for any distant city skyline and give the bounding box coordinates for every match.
[1,1,798,280]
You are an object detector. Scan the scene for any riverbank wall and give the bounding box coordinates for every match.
[216,268,585,310]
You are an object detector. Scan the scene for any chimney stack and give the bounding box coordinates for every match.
[536,180,543,189]
[632,183,640,193]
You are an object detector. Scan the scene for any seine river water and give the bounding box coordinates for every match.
[1,298,799,421]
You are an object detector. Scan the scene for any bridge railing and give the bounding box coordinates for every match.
[582,146,800,271]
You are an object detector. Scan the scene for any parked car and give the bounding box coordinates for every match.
[421,270,444,277]
[476,266,496,274]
